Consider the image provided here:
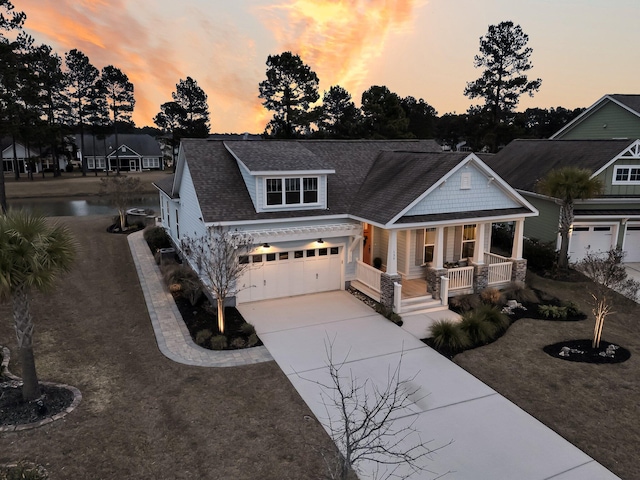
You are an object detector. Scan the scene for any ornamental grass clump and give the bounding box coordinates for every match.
[430,320,470,354]
[459,310,498,346]
[475,304,510,334]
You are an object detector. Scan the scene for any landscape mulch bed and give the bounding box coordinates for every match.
[173,294,263,349]
[0,381,74,427]
[543,339,631,364]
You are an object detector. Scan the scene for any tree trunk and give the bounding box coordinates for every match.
[11,284,40,402]
[558,201,573,270]
[217,297,225,334]
[0,161,6,213]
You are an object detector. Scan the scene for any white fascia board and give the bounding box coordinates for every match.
[591,139,640,178]
[251,169,335,176]
[206,214,350,228]
[518,189,563,204]
[577,197,640,204]
[574,214,640,221]
[391,211,539,230]
[172,143,186,196]
[549,95,609,139]
[347,215,387,230]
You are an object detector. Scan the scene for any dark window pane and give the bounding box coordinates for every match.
[306,249,316,257]
[294,250,304,258]
[330,247,339,255]
[319,248,328,256]
[424,245,434,263]
[279,252,289,260]
[239,255,249,264]
[252,254,263,263]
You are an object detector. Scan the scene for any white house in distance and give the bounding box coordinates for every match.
[76,133,163,172]
[155,139,537,313]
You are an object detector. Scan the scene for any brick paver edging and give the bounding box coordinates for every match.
[127,230,273,367]
[0,346,82,433]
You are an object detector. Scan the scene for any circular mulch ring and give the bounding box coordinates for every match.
[1,346,82,432]
[543,339,631,364]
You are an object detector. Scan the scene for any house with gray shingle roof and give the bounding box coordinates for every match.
[551,94,640,140]
[485,138,640,263]
[155,139,537,312]
[75,134,163,172]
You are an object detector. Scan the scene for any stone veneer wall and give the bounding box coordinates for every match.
[511,259,527,283]
[426,267,449,300]
[473,263,489,293]
[380,273,401,309]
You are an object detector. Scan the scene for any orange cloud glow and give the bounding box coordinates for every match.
[258,0,424,98]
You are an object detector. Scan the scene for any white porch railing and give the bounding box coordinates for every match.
[356,260,382,292]
[485,252,513,286]
[447,266,474,290]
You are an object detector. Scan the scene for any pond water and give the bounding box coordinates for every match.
[7,195,160,217]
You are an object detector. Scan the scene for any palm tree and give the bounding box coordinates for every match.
[537,167,603,270]
[0,211,76,401]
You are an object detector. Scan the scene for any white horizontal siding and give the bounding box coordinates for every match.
[237,161,258,209]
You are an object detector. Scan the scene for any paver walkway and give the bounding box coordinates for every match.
[239,292,621,480]
[127,230,273,366]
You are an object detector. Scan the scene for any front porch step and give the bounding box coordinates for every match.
[401,295,447,314]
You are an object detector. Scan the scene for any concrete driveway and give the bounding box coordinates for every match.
[238,291,619,479]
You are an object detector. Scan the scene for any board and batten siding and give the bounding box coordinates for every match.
[522,195,561,243]
[596,159,640,196]
[405,165,519,216]
[556,102,640,140]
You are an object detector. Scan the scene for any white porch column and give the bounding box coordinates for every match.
[474,223,486,264]
[512,219,524,260]
[434,226,444,269]
[386,229,398,275]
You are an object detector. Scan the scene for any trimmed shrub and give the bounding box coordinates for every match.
[430,320,470,353]
[523,237,557,272]
[230,337,246,349]
[143,226,172,252]
[240,322,256,336]
[460,310,497,346]
[564,301,580,317]
[480,288,503,306]
[502,282,539,304]
[210,335,228,350]
[388,312,403,326]
[475,304,510,333]
[0,461,48,480]
[449,293,482,312]
[195,329,213,346]
[246,333,259,347]
[538,304,568,320]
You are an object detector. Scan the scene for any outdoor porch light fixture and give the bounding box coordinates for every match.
[317,238,324,244]
[263,243,270,248]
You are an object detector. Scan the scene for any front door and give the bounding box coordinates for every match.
[129,159,137,172]
[363,223,372,265]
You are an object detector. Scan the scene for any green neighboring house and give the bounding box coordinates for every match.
[551,94,640,140]
[486,138,640,263]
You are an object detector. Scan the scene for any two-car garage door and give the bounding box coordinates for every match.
[569,225,615,262]
[236,246,342,303]
[624,225,640,262]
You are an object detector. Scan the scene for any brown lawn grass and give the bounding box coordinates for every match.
[4,170,170,199]
[0,216,335,479]
[455,272,640,479]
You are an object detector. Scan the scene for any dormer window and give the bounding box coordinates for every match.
[265,176,319,207]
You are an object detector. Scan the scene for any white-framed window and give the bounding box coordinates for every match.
[613,165,640,184]
[143,157,160,168]
[88,157,106,169]
[424,228,436,263]
[462,224,476,259]
[264,176,320,207]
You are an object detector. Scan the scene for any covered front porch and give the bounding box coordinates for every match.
[350,219,527,313]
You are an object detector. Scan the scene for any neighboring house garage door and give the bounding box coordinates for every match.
[236,246,342,303]
[624,225,640,262]
[569,225,615,262]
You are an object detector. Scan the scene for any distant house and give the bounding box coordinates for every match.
[551,94,640,140]
[486,138,640,263]
[155,139,537,312]
[76,134,163,171]
[1,138,66,174]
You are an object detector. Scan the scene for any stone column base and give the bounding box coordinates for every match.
[380,273,401,309]
[511,259,527,284]
[426,267,449,300]
[473,263,489,293]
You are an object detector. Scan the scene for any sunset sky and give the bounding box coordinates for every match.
[18,0,640,133]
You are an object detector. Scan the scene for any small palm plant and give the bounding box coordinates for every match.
[0,211,76,401]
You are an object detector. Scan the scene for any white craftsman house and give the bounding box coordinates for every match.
[155,139,537,313]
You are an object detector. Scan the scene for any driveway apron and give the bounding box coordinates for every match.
[238,291,620,479]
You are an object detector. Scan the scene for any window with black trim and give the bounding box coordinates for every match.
[264,176,319,206]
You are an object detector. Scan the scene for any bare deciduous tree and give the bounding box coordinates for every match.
[576,248,640,348]
[99,175,141,231]
[302,338,451,480]
[181,226,253,334]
